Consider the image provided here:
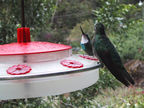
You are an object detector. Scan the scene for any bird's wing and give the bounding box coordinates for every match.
[95,37,134,86]
[97,50,131,86]
[109,44,135,86]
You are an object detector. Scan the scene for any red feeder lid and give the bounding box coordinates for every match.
[61,60,83,68]
[0,27,72,55]
[0,42,72,56]
[79,55,99,61]
[7,64,32,75]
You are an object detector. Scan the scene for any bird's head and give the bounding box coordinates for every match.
[94,23,105,34]
[80,26,89,44]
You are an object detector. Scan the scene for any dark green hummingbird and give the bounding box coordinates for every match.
[93,23,135,87]
[80,23,135,87]
[80,26,93,56]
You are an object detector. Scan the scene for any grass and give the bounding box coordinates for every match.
[1,87,144,108]
[91,87,144,108]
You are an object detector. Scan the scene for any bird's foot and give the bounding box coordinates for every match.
[128,85,136,92]
[98,62,104,68]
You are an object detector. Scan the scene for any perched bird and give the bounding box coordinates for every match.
[92,23,135,87]
[80,26,93,56]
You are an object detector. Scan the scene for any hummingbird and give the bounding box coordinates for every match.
[91,23,135,87]
[80,23,135,87]
[80,26,93,56]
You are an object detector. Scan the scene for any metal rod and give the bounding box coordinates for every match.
[21,0,27,62]
[21,0,25,27]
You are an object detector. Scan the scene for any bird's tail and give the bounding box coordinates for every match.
[111,71,131,87]
[123,70,135,85]
[107,66,134,87]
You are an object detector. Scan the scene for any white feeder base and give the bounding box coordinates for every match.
[0,54,100,100]
[0,69,99,100]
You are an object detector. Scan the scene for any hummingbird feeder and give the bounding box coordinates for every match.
[0,0,101,100]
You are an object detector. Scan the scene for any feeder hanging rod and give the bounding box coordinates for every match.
[21,0,25,27]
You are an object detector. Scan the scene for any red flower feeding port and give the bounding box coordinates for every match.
[7,64,32,75]
[79,55,99,61]
[61,60,83,68]
[0,0,101,100]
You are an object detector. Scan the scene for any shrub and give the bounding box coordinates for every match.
[93,0,140,33]
[109,21,144,61]
[0,0,57,44]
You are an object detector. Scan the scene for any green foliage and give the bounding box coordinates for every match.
[2,86,144,108]
[0,97,61,108]
[109,21,144,61]
[33,0,99,44]
[0,0,56,44]
[95,68,121,89]
[52,0,94,29]
[93,0,139,32]
[36,27,69,44]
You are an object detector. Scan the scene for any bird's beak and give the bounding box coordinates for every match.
[80,26,85,35]
[80,26,89,40]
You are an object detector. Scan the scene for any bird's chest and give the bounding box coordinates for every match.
[93,37,107,51]
[92,36,108,61]
[81,36,88,44]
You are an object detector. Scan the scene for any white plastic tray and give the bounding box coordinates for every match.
[0,55,100,100]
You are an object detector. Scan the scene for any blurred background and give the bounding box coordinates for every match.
[0,0,144,107]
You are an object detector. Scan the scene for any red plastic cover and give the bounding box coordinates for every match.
[0,42,72,55]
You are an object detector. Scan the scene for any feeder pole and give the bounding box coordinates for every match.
[18,0,31,43]
[21,0,25,27]
[21,0,27,63]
